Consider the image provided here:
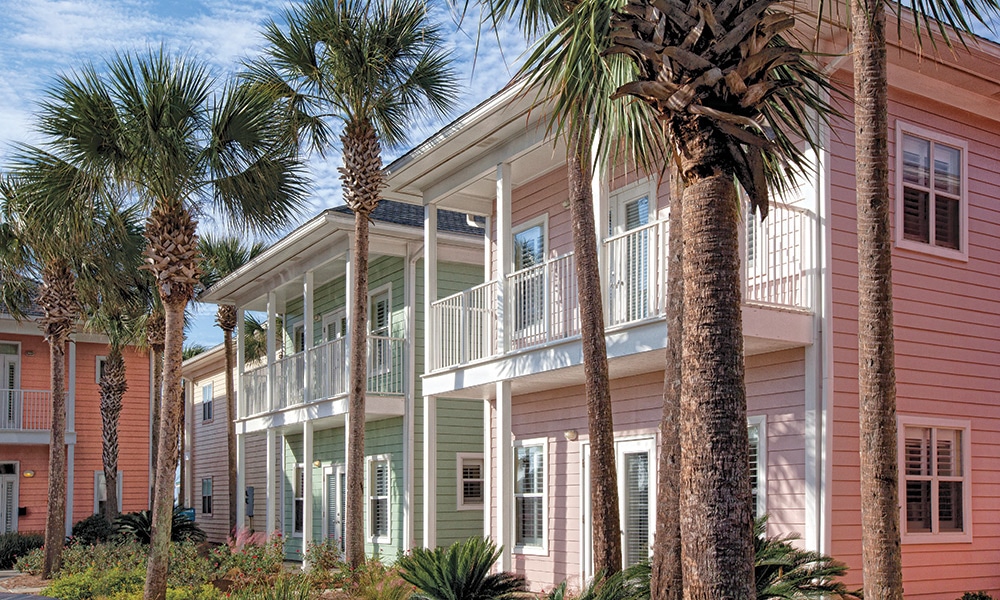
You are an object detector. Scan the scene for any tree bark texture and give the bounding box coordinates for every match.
[101,346,127,524]
[148,309,165,496]
[852,1,904,597]
[346,211,370,569]
[651,162,683,600]
[674,116,754,600]
[568,129,622,576]
[42,340,67,578]
[223,322,238,535]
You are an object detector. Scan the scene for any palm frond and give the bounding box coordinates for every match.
[398,536,528,600]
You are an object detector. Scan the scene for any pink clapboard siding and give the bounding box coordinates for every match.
[828,72,1000,598]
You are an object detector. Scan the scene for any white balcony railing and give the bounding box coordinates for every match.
[0,389,52,431]
[429,202,815,371]
[239,336,405,419]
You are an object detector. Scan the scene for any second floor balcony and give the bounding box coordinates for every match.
[1,389,56,444]
[239,335,406,420]
[430,202,814,372]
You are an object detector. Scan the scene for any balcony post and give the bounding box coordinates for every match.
[236,431,246,528]
[422,394,437,549]
[236,308,245,419]
[304,272,315,404]
[495,380,512,571]
[591,138,609,321]
[266,292,277,413]
[265,428,277,536]
[422,203,438,549]
[344,248,352,392]
[496,162,512,354]
[424,203,438,370]
[303,421,314,564]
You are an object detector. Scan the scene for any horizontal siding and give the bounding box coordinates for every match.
[189,368,230,543]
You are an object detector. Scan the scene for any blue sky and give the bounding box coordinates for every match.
[0,0,528,348]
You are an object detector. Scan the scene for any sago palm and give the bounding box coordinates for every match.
[248,0,458,567]
[11,49,308,600]
[198,233,268,535]
[398,536,528,600]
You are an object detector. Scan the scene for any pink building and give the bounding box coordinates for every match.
[380,16,1000,599]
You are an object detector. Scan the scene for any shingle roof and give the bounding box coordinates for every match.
[330,199,484,236]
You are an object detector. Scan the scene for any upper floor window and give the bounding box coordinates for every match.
[201,383,213,422]
[201,477,213,515]
[96,356,107,383]
[896,123,968,260]
[899,416,972,543]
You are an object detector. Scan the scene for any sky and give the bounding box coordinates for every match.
[0,0,529,348]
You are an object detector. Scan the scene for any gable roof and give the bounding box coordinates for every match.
[329,199,484,236]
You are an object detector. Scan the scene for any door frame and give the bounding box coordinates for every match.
[321,464,347,551]
[0,461,19,534]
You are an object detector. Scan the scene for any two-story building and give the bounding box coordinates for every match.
[380,17,1000,597]
[201,201,488,560]
[1,309,151,535]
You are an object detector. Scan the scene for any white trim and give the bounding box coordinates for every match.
[95,355,107,384]
[609,177,657,236]
[512,436,548,555]
[456,452,485,511]
[0,461,19,534]
[366,454,392,545]
[368,282,393,334]
[511,214,549,267]
[897,415,973,544]
[93,470,124,514]
[893,120,969,262]
[747,415,768,518]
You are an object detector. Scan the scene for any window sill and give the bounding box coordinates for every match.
[901,531,972,545]
[896,238,968,262]
[513,544,547,556]
[369,537,391,545]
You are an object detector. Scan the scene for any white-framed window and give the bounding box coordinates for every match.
[898,416,972,543]
[511,216,548,335]
[456,453,485,510]
[747,415,767,519]
[201,477,213,515]
[201,383,213,422]
[93,471,123,514]
[369,286,392,376]
[1,462,19,534]
[293,464,304,535]
[895,121,968,261]
[367,455,391,544]
[514,438,547,554]
[292,323,305,354]
[96,356,107,383]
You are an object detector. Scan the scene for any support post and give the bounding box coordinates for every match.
[304,272,315,403]
[495,163,512,353]
[303,422,314,565]
[236,432,246,528]
[422,395,437,549]
[266,292,277,413]
[495,381,512,571]
[266,429,277,537]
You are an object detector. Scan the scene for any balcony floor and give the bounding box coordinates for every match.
[237,394,405,435]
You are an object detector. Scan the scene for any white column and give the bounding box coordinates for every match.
[266,292,277,413]
[422,204,438,548]
[495,163,512,353]
[483,398,492,541]
[424,204,438,370]
[422,395,437,549]
[236,308,245,420]
[303,422,314,564]
[344,249,352,389]
[495,381,512,571]
[236,431,246,528]
[265,428,277,536]
[591,151,610,294]
[403,244,418,551]
[304,272,315,404]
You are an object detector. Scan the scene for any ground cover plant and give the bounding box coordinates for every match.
[0,532,44,569]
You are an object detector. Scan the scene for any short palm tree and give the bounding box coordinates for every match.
[248,0,458,567]
[198,234,268,535]
[398,536,528,600]
[11,49,308,600]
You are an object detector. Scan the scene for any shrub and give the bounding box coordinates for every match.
[304,538,345,588]
[70,514,115,546]
[115,506,206,544]
[753,517,861,599]
[0,531,45,569]
[959,594,995,600]
[14,545,44,574]
[42,567,144,600]
[229,574,313,600]
[209,532,285,590]
[398,537,526,600]
[58,539,147,577]
[349,560,414,600]
[104,585,222,600]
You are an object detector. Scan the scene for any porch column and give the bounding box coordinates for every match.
[66,340,76,534]
[495,380,512,571]
[304,272,315,403]
[403,243,419,551]
[236,308,245,420]
[266,292,277,413]
[303,421,314,564]
[495,163,512,353]
[483,398,492,541]
[236,431,246,529]
[422,203,438,549]
[265,428,277,536]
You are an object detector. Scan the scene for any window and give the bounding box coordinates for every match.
[201,477,213,515]
[96,356,107,383]
[292,323,305,354]
[896,123,968,260]
[93,471,123,514]
[512,219,547,336]
[899,416,972,542]
[457,454,484,510]
[747,416,767,518]
[201,383,213,422]
[514,439,546,552]
[369,289,392,375]
[293,464,304,535]
[367,456,390,543]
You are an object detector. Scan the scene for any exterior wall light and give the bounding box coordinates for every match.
[563,429,578,441]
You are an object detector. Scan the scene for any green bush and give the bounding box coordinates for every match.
[959,594,995,600]
[71,514,116,546]
[42,567,144,600]
[349,560,413,600]
[229,574,313,600]
[14,545,44,574]
[114,506,206,544]
[209,533,286,590]
[58,540,147,577]
[104,585,222,600]
[0,531,44,569]
[304,538,345,589]
[398,537,525,600]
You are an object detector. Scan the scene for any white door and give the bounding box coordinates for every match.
[0,463,18,534]
[0,344,20,429]
[609,195,652,324]
[322,310,346,342]
[322,465,347,553]
[319,311,346,397]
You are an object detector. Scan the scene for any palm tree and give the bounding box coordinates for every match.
[13,49,308,600]
[198,234,268,535]
[147,305,164,492]
[604,0,833,595]
[248,0,457,567]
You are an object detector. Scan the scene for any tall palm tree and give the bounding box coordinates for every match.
[604,0,833,595]
[14,49,308,600]
[147,305,164,492]
[198,234,268,535]
[248,0,457,567]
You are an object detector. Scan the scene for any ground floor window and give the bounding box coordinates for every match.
[293,465,304,535]
[514,439,547,552]
[201,477,213,515]
[457,453,484,510]
[899,416,971,542]
[367,456,390,544]
[747,416,767,518]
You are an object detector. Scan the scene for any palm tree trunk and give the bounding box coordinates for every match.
[346,210,370,569]
[651,162,683,600]
[852,1,903,597]
[567,129,621,575]
[101,346,126,524]
[223,322,238,535]
[148,311,165,500]
[42,339,67,578]
[674,118,753,600]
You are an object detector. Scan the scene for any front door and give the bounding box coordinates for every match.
[322,465,347,553]
[0,463,18,534]
[0,344,20,429]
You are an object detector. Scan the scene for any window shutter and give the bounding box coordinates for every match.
[748,426,759,516]
[623,451,650,566]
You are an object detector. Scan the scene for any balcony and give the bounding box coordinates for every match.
[430,202,815,372]
[1,389,55,444]
[239,335,406,420]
